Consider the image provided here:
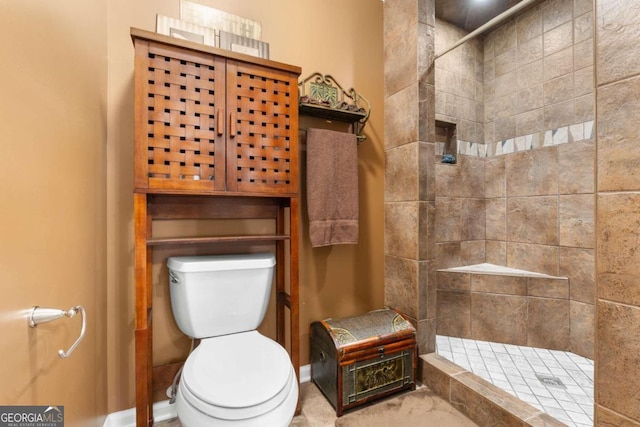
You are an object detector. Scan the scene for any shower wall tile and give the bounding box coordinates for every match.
[597,193,640,307]
[574,38,594,71]
[575,0,593,16]
[471,293,527,345]
[436,271,470,291]
[517,85,544,114]
[570,300,594,359]
[507,242,559,276]
[574,11,593,43]
[597,75,640,192]
[419,76,436,142]
[494,19,516,56]
[385,84,419,151]
[471,274,527,296]
[574,93,595,122]
[506,148,558,197]
[574,66,594,97]
[558,138,595,194]
[495,47,517,77]
[559,194,595,248]
[450,373,530,426]
[527,277,570,299]
[560,247,596,304]
[384,255,418,318]
[516,109,545,136]
[435,199,463,242]
[436,241,486,269]
[596,0,640,86]
[385,143,418,201]
[422,260,437,319]
[436,290,471,338]
[485,156,505,198]
[544,99,575,130]
[435,156,485,198]
[485,198,506,241]
[544,21,573,56]
[419,201,436,260]
[517,36,543,67]
[596,405,640,427]
[419,354,465,399]
[416,317,437,354]
[597,300,640,421]
[486,240,507,265]
[494,70,518,99]
[418,142,436,202]
[543,74,574,105]
[517,4,543,43]
[385,202,419,259]
[418,0,435,27]
[527,297,569,350]
[383,0,418,97]
[494,95,517,120]
[507,196,558,245]
[543,0,573,31]
[543,46,573,82]
[517,60,544,90]
[494,116,516,141]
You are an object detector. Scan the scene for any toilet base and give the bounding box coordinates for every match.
[175,373,298,426]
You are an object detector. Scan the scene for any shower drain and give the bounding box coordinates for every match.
[535,373,566,389]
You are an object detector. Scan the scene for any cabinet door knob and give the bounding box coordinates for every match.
[229,112,237,138]
[217,109,224,136]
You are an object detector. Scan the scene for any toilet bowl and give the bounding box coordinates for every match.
[175,331,298,426]
[167,254,298,426]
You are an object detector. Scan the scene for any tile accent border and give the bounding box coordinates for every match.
[436,120,595,158]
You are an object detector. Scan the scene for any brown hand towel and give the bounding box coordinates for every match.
[306,128,359,247]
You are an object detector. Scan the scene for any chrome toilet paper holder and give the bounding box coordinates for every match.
[29,305,86,359]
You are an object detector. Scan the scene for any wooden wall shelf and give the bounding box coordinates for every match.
[298,72,370,142]
[147,234,290,246]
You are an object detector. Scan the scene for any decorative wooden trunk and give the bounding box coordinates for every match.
[310,308,417,416]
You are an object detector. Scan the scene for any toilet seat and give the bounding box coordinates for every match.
[180,331,295,420]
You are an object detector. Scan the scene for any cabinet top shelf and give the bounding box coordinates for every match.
[130,27,301,75]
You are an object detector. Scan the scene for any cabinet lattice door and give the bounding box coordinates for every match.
[134,40,299,195]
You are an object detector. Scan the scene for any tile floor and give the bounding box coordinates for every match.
[436,335,594,427]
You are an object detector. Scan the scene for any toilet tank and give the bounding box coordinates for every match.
[167,253,275,338]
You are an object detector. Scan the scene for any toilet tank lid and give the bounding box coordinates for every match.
[168,253,275,273]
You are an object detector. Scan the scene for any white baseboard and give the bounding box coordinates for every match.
[103,364,311,426]
[299,363,311,383]
[103,399,176,427]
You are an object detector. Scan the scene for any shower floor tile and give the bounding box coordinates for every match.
[436,335,594,427]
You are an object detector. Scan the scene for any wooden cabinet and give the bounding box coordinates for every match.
[131,28,301,427]
[134,30,299,195]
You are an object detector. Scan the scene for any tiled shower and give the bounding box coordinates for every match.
[382,0,616,424]
[433,0,595,358]
[433,0,596,423]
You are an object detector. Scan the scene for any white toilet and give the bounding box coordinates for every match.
[167,253,298,426]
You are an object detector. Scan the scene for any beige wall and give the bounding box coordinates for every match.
[107,0,384,411]
[0,0,108,425]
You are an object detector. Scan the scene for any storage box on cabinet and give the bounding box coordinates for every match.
[310,309,417,416]
[133,31,299,196]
